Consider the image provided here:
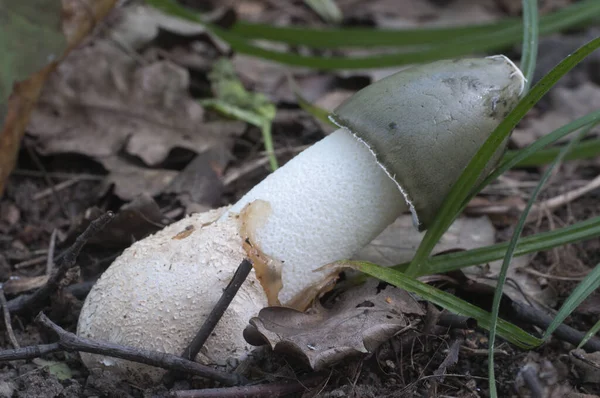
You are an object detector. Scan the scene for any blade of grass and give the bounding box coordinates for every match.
[344,260,542,348]
[505,136,600,167]
[147,0,599,70]
[543,262,600,340]
[520,0,539,93]
[230,0,600,49]
[578,318,600,349]
[287,75,335,126]
[405,37,600,277]
[487,109,589,397]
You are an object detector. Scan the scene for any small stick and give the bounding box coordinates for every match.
[0,343,59,361]
[0,286,19,348]
[511,300,600,352]
[46,229,57,275]
[437,313,477,330]
[27,313,244,386]
[181,259,254,361]
[6,212,115,314]
[519,364,544,398]
[169,373,326,398]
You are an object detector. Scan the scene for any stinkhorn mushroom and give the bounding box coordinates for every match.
[77,56,525,383]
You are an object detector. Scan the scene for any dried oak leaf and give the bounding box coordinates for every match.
[244,279,424,370]
[27,40,245,167]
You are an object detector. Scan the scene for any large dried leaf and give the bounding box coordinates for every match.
[245,279,424,370]
[0,0,118,196]
[355,215,496,266]
[0,0,65,104]
[28,41,244,167]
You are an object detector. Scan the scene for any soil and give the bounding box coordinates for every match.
[1,1,600,397]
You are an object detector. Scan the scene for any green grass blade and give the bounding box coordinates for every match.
[288,75,335,126]
[391,215,600,275]
[347,261,542,349]
[405,37,600,277]
[505,136,600,167]
[487,97,586,397]
[543,262,600,340]
[578,318,600,349]
[230,0,600,49]
[147,0,600,70]
[520,0,539,93]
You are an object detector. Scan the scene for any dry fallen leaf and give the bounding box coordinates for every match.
[513,82,600,148]
[0,0,118,197]
[355,215,496,266]
[26,39,244,199]
[570,349,600,384]
[244,279,424,370]
[356,214,550,307]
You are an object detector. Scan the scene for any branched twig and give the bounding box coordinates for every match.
[169,373,326,397]
[6,211,115,314]
[0,286,19,348]
[182,259,253,361]
[511,300,600,352]
[0,312,244,386]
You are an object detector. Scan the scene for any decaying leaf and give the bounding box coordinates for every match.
[513,82,600,148]
[356,215,549,307]
[0,0,65,104]
[0,0,118,197]
[244,279,424,370]
[28,41,244,166]
[355,215,496,266]
[26,40,244,199]
[570,349,600,384]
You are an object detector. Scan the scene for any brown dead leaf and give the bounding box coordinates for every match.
[355,215,496,266]
[513,82,600,148]
[244,279,424,370]
[28,40,245,166]
[0,0,118,197]
[570,349,600,384]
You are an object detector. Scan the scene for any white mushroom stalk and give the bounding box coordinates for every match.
[77,56,525,384]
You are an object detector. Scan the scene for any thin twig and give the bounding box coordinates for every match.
[29,313,244,386]
[0,343,59,361]
[511,300,600,352]
[6,212,115,314]
[181,259,253,361]
[46,229,57,275]
[169,373,326,398]
[519,364,545,398]
[33,179,82,201]
[24,141,70,218]
[0,287,19,348]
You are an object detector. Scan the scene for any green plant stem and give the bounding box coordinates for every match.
[261,121,278,171]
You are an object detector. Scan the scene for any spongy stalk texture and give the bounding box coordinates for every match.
[224,128,407,304]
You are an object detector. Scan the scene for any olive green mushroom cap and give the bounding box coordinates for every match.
[330,56,524,230]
